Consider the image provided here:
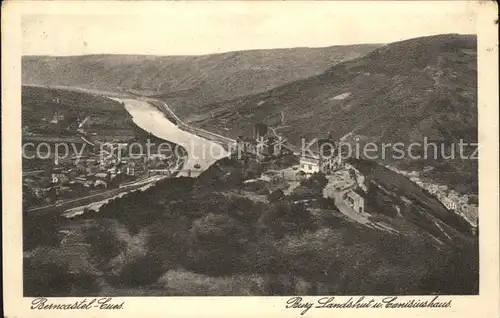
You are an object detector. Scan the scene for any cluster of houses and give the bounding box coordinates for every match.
[22,132,184,208]
[298,135,345,176]
[242,169,288,194]
[236,123,293,160]
[24,158,141,207]
[236,124,368,215]
[298,153,344,176]
[385,165,478,226]
[49,112,65,124]
[296,137,369,215]
[23,147,153,207]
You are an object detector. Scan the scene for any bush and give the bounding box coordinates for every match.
[146,215,192,273]
[186,214,248,275]
[228,197,262,224]
[300,172,328,190]
[467,195,478,205]
[191,214,243,242]
[115,254,164,287]
[261,202,317,238]
[290,185,318,201]
[315,209,348,229]
[269,189,285,203]
[24,247,100,296]
[294,172,328,200]
[23,213,62,251]
[316,197,337,209]
[84,222,127,266]
[24,256,74,296]
[418,244,479,294]
[246,162,265,179]
[224,169,245,189]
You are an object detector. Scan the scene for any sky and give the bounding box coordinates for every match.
[21,1,477,56]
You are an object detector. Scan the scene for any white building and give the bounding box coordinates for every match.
[94,179,108,188]
[259,170,284,184]
[126,166,135,176]
[442,197,457,210]
[299,152,343,175]
[345,189,365,214]
[299,155,321,174]
[149,169,171,176]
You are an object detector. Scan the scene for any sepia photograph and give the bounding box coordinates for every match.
[2,1,498,314]
[19,2,483,297]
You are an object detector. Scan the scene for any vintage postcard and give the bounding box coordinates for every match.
[2,1,499,317]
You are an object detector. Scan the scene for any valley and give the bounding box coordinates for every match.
[21,34,479,297]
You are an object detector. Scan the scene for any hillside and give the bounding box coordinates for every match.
[22,85,136,140]
[24,156,478,296]
[22,44,380,121]
[191,34,478,193]
[348,158,474,236]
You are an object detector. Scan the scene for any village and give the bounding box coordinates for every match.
[233,123,367,221]
[384,165,478,227]
[231,122,478,229]
[22,115,478,230]
[22,140,182,209]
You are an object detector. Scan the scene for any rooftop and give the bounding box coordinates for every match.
[240,137,257,144]
[300,155,320,163]
[347,188,365,200]
[262,170,282,177]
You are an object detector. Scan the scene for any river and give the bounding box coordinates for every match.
[25,90,231,217]
[63,97,230,216]
[119,98,229,177]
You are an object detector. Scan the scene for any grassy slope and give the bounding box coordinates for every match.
[24,157,478,296]
[22,44,381,121]
[22,85,136,139]
[194,34,476,143]
[348,158,474,235]
[192,34,477,193]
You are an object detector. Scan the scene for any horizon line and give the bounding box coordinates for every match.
[21,33,476,58]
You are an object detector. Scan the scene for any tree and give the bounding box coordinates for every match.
[24,247,100,296]
[84,222,126,267]
[418,244,479,294]
[290,185,317,201]
[262,202,317,238]
[246,162,264,179]
[467,195,478,205]
[116,253,164,287]
[190,213,243,244]
[269,189,285,203]
[24,255,73,296]
[348,168,357,180]
[317,197,337,209]
[23,213,61,250]
[187,213,248,275]
[300,172,328,192]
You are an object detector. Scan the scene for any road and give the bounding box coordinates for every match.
[26,84,235,175]
[64,179,162,218]
[143,97,236,152]
[118,98,230,177]
[24,86,234,216]
[330,188,371,225]
[23,83,130,98]
[322,174,370,224]
[23,85,235,218]
[323,174,398,234]
[23,170,45,177]
[26,175,165,213]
